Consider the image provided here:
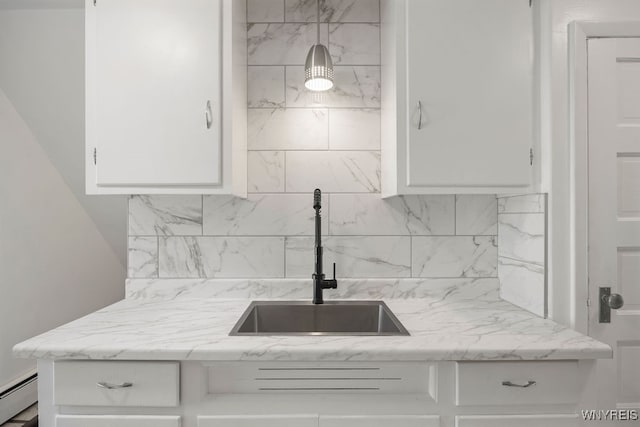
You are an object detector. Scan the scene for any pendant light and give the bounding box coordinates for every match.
[304,0,334,91]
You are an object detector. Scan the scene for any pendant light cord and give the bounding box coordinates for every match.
[317,0,320,44]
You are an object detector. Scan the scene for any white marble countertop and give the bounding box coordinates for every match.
[13,279,611,361]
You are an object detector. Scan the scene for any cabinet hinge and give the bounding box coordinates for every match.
[93,148,97,165]
[93,0,96,6]
[529,0,533,7]
[529,148,534,166]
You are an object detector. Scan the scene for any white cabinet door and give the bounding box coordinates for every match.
[198,415,318,427]
[56,415,181,427]
[321,415,440,427]
[455,415,578,427]
[404,0,532,189]
[87,0,222,188]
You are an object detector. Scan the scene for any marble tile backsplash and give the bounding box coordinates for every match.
[128,194,499,280]
[128,1,506,289]
[497,194,547,317]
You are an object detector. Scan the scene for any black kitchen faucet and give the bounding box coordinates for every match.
[312,189,337,304]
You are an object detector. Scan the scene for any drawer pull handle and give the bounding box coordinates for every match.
[96,381,133,390]
[205,100,213,129]
[501,380,536,388]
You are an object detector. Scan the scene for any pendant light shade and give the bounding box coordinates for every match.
[305,44,334,91]
[304,0,334,92]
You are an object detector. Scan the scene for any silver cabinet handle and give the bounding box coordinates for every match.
[502,380,536,388]
[205,100,212,129]
[96,381,133,390]
[417,101,423,130]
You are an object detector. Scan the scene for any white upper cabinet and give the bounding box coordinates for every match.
[381,0,535,195]
[86,0,246,195]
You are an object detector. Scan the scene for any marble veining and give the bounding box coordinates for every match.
[499,257,545,317]
[125,278,501,301]
[248,66,285,108]
[203,194,329,236]
[13,280,611,362]
[412,236,498,278]
[321,0,380,23]
[498,194,546,214]
[284,0,380,23]
[248,151,285,193]
[498,213,545,265]
[248,0,284,23]
[496,196,547,317]
[455,195,498,235]
[330,194,455,236]
[129,195,202,236]
[284,0,317,23]
[128,237,158,279]
[286,151,381,193]
[159,237,285,278]
[329,23,380,65]
[328,109,380,150]
[285,236,411,278]
[248,108,328,150]
[248,23,328,65]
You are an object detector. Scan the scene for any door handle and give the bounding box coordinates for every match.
[417,101,423,130]
[599,286,624,323]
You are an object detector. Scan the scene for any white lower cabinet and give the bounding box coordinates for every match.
[198,415,318,427]
[56,415,181,427]
[455,415,578,427]
[320,416,440,427]
[41,360,592,427]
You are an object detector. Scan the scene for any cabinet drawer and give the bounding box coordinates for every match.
[456,415,578,427]
[455,361,580,406]
[321,416,440,427]
[198,415,318,427]
[54,361,179,407]
[56,415,181,427]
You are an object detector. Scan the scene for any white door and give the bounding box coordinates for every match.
[405,0,532,188]
[588,38,640,414]
[88,0,222,187]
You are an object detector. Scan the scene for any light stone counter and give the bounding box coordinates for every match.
[13,279,611,361]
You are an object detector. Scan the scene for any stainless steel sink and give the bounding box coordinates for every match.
[229,301,409,336]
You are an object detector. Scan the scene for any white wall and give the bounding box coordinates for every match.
[0,1,126,399]
[0,88,124,391]
[0,1,127,266]
[541,0,640,328]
